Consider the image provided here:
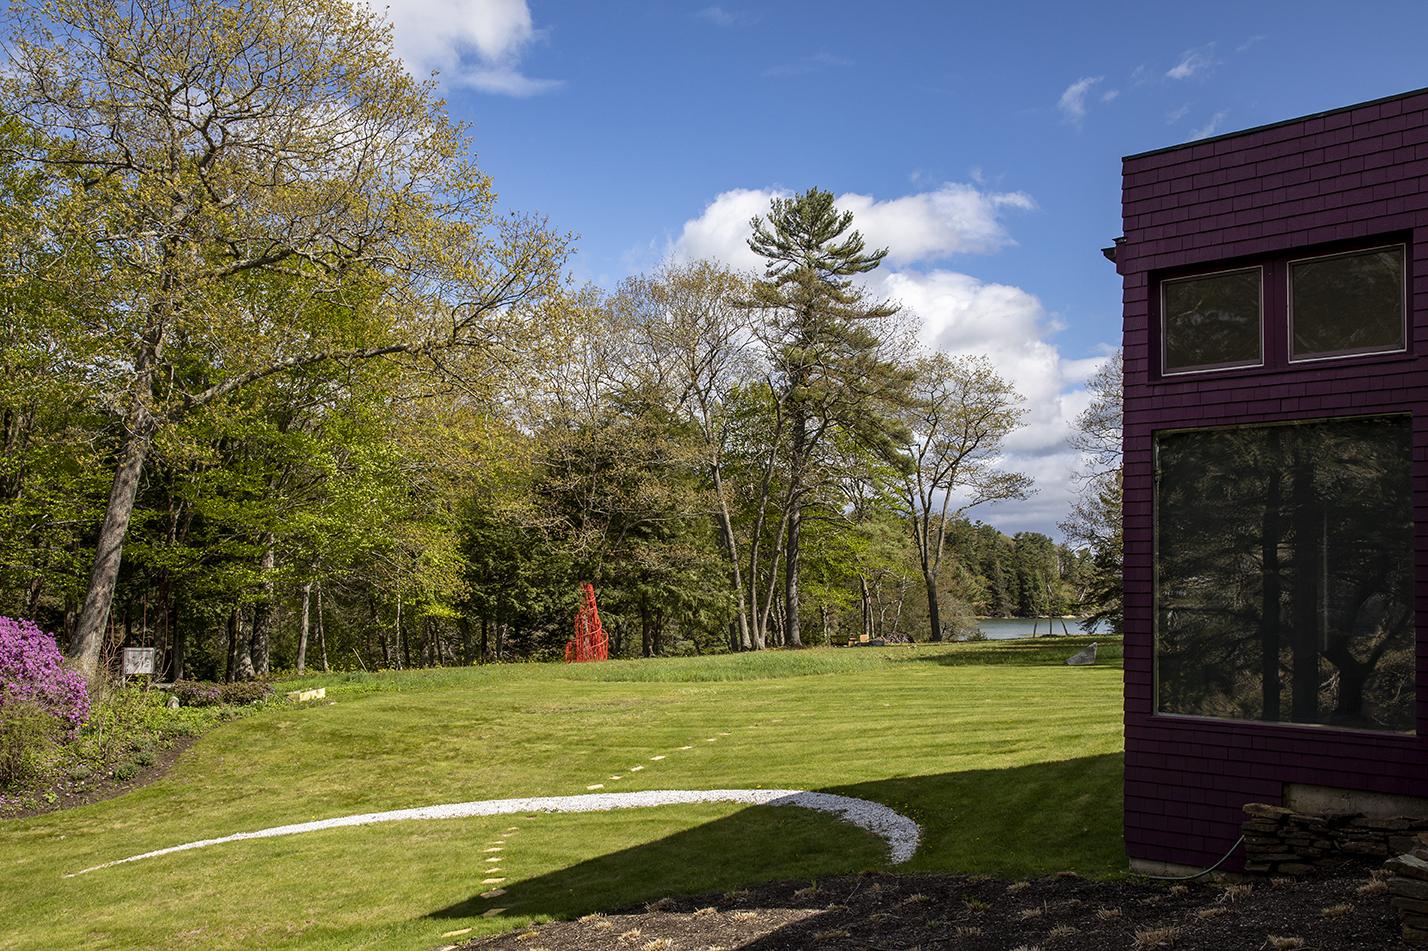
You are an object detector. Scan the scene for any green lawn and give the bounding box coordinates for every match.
[0,637,1124,951]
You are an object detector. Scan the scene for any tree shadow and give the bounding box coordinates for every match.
[425,754,1124,925]
[898,636,1123,669]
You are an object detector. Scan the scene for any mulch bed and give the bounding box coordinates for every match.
[0,733,199,820]
[452,863,1407,951]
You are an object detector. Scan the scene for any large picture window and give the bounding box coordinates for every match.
[1155,415,1414,733]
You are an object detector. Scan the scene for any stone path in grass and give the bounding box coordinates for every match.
[68,730,921,879]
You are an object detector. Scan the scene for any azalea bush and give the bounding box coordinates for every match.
[0,617,90,785]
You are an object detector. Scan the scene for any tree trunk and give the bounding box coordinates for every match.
[316,582,329,673]
[297,580,311,674]
[1290,461,1321,723]
[711,468,753,650]
[458,615,474,665]
[225,605,241,684]
[164,575,184,681]
[495,592,506,661]
[250,536,276,676]
[1260,470,1282,721]
[71,422,155,683]
[480,615,490,662]
[924,570,942,642]
[640,601,652,658]
[784,499,803,647]
[235,605,255,680]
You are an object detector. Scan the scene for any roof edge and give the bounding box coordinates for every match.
[1122,85,1428,162]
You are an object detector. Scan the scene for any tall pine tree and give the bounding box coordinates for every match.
[745,189,911,647]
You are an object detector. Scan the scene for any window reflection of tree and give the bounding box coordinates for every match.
[1291,248,1404,358]
[1163,269,1261,370]
[1156,416,1413,732]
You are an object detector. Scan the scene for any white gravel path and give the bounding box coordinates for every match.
[68,789,920,877]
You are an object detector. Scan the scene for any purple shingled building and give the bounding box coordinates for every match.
[1115,87,1428,875]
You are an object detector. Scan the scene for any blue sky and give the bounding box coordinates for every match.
[370,0,1428,538]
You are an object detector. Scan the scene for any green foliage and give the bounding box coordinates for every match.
[0,694,57,785]
[219,681,275,706]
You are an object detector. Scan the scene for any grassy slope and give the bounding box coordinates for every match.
[0,637,1123,951]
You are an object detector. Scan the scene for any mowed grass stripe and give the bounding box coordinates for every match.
[0,637,1123,951]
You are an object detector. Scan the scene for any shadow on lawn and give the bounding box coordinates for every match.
[426,753,1124,924]
[897,636,1123,669]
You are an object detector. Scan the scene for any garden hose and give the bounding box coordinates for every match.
[1136,835,1246,881]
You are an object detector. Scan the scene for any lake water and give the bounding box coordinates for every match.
[974,617,1108,640]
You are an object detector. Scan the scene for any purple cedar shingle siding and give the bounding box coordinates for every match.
[1120,87,1428,872]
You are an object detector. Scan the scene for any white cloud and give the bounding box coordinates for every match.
[1100,89,1120,103]
[1057,76,1103,125]
[669,184,1034,270]
[1189,110,1229,141]
[1166,103,1192,124]
[666,185,1116,539]
[360,0,560,96]
[763,52,854,78]
[695,6,757,27]
[877,268,1116,537]
[1167,45,1216,80]
[668,187,783,271]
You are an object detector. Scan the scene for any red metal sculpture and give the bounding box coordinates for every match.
[565,582,609,663]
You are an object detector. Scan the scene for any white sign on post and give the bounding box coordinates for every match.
[122,647,156,676]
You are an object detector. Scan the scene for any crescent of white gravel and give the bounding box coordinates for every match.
[66,789,921,877]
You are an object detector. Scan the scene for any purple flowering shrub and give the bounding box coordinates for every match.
[170,680,224,707]
[0,617,89,734]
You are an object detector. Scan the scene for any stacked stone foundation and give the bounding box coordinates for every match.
[1241,803,1428,875]
[1384,844,1428,944]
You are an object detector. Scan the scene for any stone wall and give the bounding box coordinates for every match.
[1241,803,1428,874]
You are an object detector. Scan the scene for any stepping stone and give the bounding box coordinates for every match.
[630,766,644,771]
[480,888,505,898]
[587,784,604,790]
[441,928,473,938]
[1065,643,1098,666]
[650,756,665,761]
[481,908,506,918]
[679,746,693,750]
[483,847,502,852]
[481,878,505,884]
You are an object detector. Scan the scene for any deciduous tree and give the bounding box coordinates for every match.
[2,0,566,685]
[1059,351,1123,634]
[899,352,1030,640]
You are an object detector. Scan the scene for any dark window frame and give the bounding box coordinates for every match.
[1152,236,1412,379]
[1287,244,1408,363]
[1160,265,1265,375]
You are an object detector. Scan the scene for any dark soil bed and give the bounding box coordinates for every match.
[451,863,1407,951]
[1,733,199,819]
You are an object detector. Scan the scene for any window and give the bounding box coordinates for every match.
[1162,267,1262,374]
[1290,246,1405,361]
[1155,415,1414,733]
[1158,242,1408,376]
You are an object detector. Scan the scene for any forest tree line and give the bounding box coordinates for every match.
[0,0,1122,683]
